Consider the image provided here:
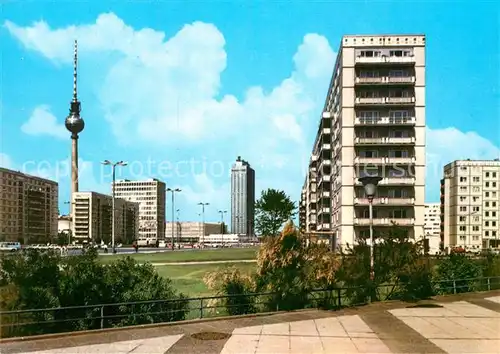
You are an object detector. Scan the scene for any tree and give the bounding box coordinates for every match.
[255,189,296,237]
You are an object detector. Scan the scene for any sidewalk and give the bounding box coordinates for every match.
[1,291,499,353]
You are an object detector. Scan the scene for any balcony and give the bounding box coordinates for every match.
[354,177,415,186]
[355,76,416,85]
[318,159,331,171]
[386,156,415,164]
[354,197,415,206]
[355,97,415,106]
[387,76,416,84]
[322,127,331,135]
[356,55,415,65]
[386,97,415,105]
[317,223,331,231]
[355,97,385,105]
[355,156,386,164]
[355,117,416,126]
[355,77,385,84]
[354,218,415,226]
[355,137,415,145]
[321,191,331,198]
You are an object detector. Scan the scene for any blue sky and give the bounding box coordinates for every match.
[1,0,499,224]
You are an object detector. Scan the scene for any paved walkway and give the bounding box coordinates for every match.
[1,291,499,354]
[150,260,256,266]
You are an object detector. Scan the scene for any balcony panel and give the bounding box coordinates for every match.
[322,127,331,134]
[354,218,415,226]
[355,97,385,105]
[355,56,416,65]
[355,77,384,84]
[354,117,416,126]
[354,157,386,164]
[321,143,331,151]
[355,137,416,145]
[386,97,415,105]
[354,177,416,186]
[387,76,416,84]
[386,157,415,165]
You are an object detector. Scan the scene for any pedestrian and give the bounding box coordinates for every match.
[133,241,138,253]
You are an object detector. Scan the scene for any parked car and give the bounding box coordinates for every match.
[0,242,21,252]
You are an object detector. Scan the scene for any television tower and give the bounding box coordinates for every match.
[65,40,85,206]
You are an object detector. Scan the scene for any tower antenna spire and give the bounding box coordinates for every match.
[73,39,78,102]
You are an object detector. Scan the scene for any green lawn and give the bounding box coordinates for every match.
[99,247,258,264]
[155,262,256,297]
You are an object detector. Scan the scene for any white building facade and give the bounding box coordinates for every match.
[424,203,441,254]
[300,34,426,248]
[441,159,500,251]
[114,179,166,240]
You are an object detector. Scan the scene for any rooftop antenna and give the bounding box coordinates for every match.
[73,39,78,102]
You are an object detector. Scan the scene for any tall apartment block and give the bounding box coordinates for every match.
[424,203,441,254]
[72,191,139,244]
[231,156,255,236]
[0,168,58,243]
[301,34,426,248]
[114,179,166,240]
[441,159,500,251]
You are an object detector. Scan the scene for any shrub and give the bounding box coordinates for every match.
[204,267,256,316]
[0,248,189,337]
[434,253,481,294]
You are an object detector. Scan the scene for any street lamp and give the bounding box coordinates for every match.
[358,176,382,289]
[101,160,127,254]
[176,209,180,244]
[198,202,209,247]
[167,188,181,250]
[218,210,227,234]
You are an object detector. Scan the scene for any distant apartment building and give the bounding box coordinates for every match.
[424,203,441,254]
[164,221,223,243]
[0,168,58,243]
[299,183,307,233]
[231,156,255,236]
[114,179,166,240]
[441,159,500,251]
[301,34,426,248]
[72,191,139,244]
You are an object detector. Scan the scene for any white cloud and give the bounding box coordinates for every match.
[425,126,500,200]
[4,14,334,166]
[180,173,230,216]
[0,153,13,168]
[21,105,67,139]
[5,14,500,206]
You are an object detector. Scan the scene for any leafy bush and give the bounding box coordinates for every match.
[204,267,256,316]
[0,248,189,337]
[434,252,481,294]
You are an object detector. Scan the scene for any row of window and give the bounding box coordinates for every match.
[358,90,412,98]
[358,130,412,138]
[358,50,412,58]
[459,204,497,213]
[459,195,498,202]
[459,225,498,231]
[458,186,498,196]
[459,177,498,187]
[359,70,411,78]
[359,150,410,158]
[360,209,411,218]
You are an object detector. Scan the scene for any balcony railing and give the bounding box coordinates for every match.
[355,137,415,145]
[321,191,331,198]
[354,157,386,164]
[354,177,416,186]
[386,156,416,164]
[355,97,415,105]
[355,76,416,85]
[356,56,416,64]
[354,218,415,226]
[321,143,331,151]
[319,207,330,214]
[322,127,331,135]
[354,197,415,206]
[354,117,416,125]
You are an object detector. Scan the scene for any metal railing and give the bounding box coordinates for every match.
[1,276,499,339]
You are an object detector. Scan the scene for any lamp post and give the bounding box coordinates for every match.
[101,160,127,254]
[176,209,180,244]
[218,210,227,234]
[218,210,227,246]
[358,176,382,296]
[167,188,181,250]
[198,202,209,247]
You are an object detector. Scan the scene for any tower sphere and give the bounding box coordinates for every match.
[65,111,85,134]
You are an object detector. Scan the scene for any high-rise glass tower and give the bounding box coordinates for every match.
[231,156,255,237]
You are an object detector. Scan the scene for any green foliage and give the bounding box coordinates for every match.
[255,221,312,311]
[0,248,189,337]
[255,189,296,237]
[204,267,256,316]
[434,252,482,294]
